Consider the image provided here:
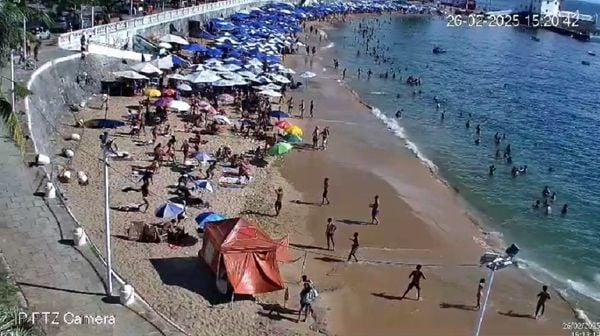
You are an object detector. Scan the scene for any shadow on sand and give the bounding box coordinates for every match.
[371,292,418,301]
[498,310,534,319]
[337,219,372,226]
[257,303,298,322]
[150,257,229,305]
[290,243,326,251]
[290,200,321,206]
[439,302,478,311]
[314,256,344,263]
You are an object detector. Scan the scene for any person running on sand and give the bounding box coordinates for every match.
[371,195,380,225]
[274,187,284,216]
[347,232,359,262]
[476,278,485,309]
[401,264,426,301]
[534,285,550,319]
[321,177,330,205]
[312,126,320,150]
[326,217,336,250]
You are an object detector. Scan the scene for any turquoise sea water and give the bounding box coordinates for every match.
[328,8,600,319]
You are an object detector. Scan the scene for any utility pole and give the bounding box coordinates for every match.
[23,17,27,59]
[100,139,114,296]
[10,51,15,112]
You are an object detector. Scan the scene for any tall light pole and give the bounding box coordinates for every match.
[10,51,15,112]
[473,244,520,336]
[101,135,114,296]
[23,17,27,59]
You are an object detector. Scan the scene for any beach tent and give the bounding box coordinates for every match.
[199,217,291,295]
[159,34,189,45]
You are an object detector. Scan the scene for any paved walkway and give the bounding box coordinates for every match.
[0,43,184,336]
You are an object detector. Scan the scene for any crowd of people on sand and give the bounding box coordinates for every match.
[279,13,563,325]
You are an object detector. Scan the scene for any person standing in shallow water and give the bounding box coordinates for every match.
[274,187,283,216]
[321,177,330,205]
[371,195,380,225]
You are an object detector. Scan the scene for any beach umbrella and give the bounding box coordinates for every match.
[131,62,162,75]
[300,71,317,79]
[167,74,187,80]
[162,89,176,96]
[286,125,303,137]
[259,90,282,98]
[192,180,214,192]
[283,134,303,143]
[270,74,291,84]
[113,71,148,80]
[270,110,289,119]
[221,63,242,71]
[144,88,161,98]
[194,152,215,162]
[186,71,220,83]
[158,42,172,49]
[183,43,208,53]
[250,75,271,84]
[195,212,225,230]
[177,83,192,91]
[212,79,241,87]
[257,83,282,91]
[270,142,293,156]
[155,202,185,219]
[237,70,257,78]
[275,120,291,129]
[214,115,232,125]
[154,97,173,108]
[160,34,189,45]
[153,55,187,69]
[169,100,191,111]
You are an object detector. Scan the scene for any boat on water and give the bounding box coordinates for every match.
[433,46,446,54]
[531,36,540,42]
[587,51,596,56]
[581,60,591,65]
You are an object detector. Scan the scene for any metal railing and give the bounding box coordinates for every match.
[57,0,273,50]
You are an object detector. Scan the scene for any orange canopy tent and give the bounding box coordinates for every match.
[199,217,293,295]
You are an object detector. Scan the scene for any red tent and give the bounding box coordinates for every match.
[199,217,291,295]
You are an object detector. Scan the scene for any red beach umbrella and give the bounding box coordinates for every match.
[275,120,291,129]
[163,89,176,97]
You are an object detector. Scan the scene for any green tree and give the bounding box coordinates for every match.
[0,0,45,154]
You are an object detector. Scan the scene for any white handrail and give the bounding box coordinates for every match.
[57,0,286,50]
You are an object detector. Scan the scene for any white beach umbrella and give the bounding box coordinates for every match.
[204,58,223,66]
[169,100,191,111]
[213,115,232,125]
[186,71,220,83]
[270,74,291,84]
[131,62,162,75]
[221,63,242,72]
[160,34,189,45]
[300,71,317,79]
[256,83,281,91]
[113,71,149,80]
[177,83,192,91]
[258,90,282,97]
[212,79,238,87]
[251,75,272,84]
[167,73,187,80]
[247,58,263,66]
[218,72,245,81]
[237,70,257,78]
[158,42,172,49]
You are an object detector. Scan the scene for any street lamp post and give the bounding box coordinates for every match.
[473,244,520,336]
[100,135,114,296]
[10,51,15,112]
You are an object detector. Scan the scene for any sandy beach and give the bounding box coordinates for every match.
[47,10,580,336]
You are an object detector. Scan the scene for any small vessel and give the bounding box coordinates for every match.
[582,60,591,65]
[531,36,540,42]
[433,46,446,54]
[587,51,596,56]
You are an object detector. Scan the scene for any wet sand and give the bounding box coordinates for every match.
[276,18,576,336]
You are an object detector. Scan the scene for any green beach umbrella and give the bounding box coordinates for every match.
[283,134,303,144]
[270,142,293,156]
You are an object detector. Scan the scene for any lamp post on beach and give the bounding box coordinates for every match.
[100,135,114,296]
[473,244,520,336]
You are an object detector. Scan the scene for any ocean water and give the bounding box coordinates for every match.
[327,9,600,319]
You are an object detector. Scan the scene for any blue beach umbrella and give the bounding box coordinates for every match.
[155,203,185,219]
[195,212,225,229]
[183,43,208,53]
[192,180,214,193]
[270,110,289,119]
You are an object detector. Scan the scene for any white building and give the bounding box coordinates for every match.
[530,0,560,16]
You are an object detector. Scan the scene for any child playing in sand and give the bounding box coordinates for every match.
[401,265,426,301]
[534,285,550,319]
[476,278,485,309]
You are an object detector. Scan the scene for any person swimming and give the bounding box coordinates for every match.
[395,109,403,118]
[561,204,568,216]
[489,164,496,176]
[542,186,551,198]
[533,200,541,209]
